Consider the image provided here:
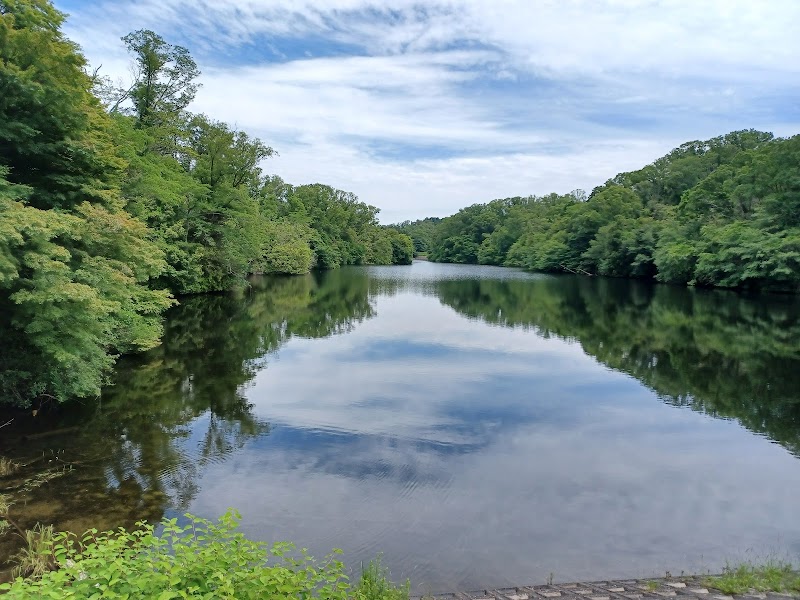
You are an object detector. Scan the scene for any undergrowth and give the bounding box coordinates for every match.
[0,509,410,599]
[706,561,800,595]
[0,457,18,477]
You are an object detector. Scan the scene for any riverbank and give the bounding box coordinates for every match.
[412,574,800,600]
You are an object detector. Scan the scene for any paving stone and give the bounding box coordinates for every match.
[413,578,800,600]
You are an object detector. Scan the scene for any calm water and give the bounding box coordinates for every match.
[2,262,800,593]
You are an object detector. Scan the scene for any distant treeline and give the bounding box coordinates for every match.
[0,1,412,407]
[392,130,800,293]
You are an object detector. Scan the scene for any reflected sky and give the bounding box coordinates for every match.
[5,262,798,592]
[175,264,800,594]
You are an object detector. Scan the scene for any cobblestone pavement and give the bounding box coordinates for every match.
[412,576,800,600]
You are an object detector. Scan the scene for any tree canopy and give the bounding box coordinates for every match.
[407,131,799,293]
[0,0,412,408]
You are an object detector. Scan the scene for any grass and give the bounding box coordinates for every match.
[356,555,410,600]
[0,493,9,535]
[644,581,660,591]
[11,524,56,579]
[705,561,800,595]
[0,457,19,476]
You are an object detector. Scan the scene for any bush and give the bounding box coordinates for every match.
[0,510,409,599]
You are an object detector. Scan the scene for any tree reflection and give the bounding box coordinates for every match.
[4,266,799,575]
[434,275,800,457]
[0,271,378,571]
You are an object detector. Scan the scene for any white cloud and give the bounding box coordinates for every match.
[57,0,800,221]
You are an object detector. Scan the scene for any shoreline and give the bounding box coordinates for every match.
[412,575,799,600]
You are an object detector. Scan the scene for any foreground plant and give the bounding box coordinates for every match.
[0,457,19,476]
[0,509,408,599]
[357,555,410,600]
[706,561,800,595]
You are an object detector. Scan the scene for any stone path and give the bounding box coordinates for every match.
[412,576,799,600]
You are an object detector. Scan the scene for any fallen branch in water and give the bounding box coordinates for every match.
[0,419,12,430]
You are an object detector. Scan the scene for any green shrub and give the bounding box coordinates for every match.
[0,509,406,599]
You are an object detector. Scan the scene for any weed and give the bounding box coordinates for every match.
[12,524,56,579]
[356,555,410,600]
[0,457,19,476]
[706,561,800,595]
[0,493,10,516]
[0,510,411,599]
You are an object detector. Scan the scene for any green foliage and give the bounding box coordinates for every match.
[117,29,200,127]
[388,217,442,255]
[421,131,799,293]
[0,3,174,408]
[706,561,800,595]
[0,510,361,599]
[1,1,412,408]
[260,220,315,274]
[356,556,410,600]
[0,0,122,211]
[693,222,800,290]
[429,199,521,263]
[0,510,410,599]
[388,230,414,265]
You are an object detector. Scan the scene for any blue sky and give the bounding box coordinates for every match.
[55,0,800,222]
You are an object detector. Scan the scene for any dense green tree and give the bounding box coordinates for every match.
[0,2,174,407]
[389,217,442,254]
[428,198,526,263]
[114,29,200,128]
[388,229,414,265]
[0,0,122,210]
[419,131,799,293]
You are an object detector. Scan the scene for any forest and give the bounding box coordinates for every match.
[3,0,799,412]
[0,1,413,408]
[393,129,800,293]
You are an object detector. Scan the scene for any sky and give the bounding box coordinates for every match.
[55,0,800,223]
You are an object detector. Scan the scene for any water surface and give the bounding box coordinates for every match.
[2,262,800,593]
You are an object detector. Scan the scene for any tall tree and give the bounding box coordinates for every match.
[114,29,200,128]
[0,1,173,407]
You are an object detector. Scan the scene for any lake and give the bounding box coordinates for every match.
[2,261,800,594]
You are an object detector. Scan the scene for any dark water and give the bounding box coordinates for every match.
[2,262,800,593]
